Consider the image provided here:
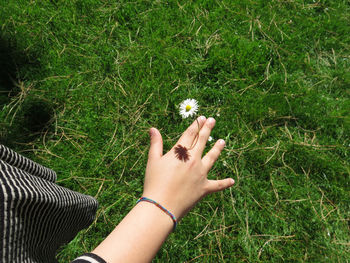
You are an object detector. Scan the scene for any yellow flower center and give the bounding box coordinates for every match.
[185,105,192,111]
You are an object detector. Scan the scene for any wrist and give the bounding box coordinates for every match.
[137,197,177,231]
[135,200,174,231]
[141,191,184,220]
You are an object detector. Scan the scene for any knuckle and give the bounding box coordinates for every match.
[199,169,207,178]
[208,150,219,162]
[188,158,198,168]
[198,133,207,143]
[214,143,223,152]
[205,121,213,128]
[206,154,215,166]
[216,180,225,191]
[188,127,198,137]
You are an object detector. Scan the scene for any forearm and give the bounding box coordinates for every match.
[91,118,234,262]
[92,201,173,263]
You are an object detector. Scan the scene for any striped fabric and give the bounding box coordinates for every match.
[0,144,99,263]
[71,253,106,263]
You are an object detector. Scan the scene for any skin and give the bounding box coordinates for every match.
[92,116,235,262]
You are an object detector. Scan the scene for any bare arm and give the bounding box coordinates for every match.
[92,116,235,263]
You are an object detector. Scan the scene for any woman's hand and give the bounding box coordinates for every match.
[92,117,234,263]
[142,116,235,220]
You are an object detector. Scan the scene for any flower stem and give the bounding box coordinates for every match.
[189,118,200,150]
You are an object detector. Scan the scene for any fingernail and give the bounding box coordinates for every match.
[149,128,155,137]
[219,139,225,146]
[208,117,215,123]
[230,178,235,185]
[199,115,206,121]
[207,118,216,127]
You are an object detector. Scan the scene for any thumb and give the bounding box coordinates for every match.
[205,178,235,194]
[148,127,163,161]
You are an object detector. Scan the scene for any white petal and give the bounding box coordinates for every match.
[178,98,199,118]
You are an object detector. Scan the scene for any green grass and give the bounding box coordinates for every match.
[0,0,349,262]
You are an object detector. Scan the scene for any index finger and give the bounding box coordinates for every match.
[176,116,206,148]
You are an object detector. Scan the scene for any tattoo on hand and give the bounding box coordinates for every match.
[174,145,190,162]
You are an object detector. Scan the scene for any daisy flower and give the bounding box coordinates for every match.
[208,136,213,142]
[179,99,199,119]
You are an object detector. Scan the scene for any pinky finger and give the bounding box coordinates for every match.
[205,178,235,194]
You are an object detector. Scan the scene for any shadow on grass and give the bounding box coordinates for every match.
[0,35,55,149]
[0,37,20,107]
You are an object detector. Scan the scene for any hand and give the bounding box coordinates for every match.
[142,116,235,220]
[92,116,235,263]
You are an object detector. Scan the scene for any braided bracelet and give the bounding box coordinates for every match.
[136,197,177,231]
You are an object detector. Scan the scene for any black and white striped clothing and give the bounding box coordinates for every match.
[0,144,104,263]
[71,253,106,263]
